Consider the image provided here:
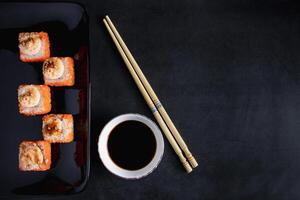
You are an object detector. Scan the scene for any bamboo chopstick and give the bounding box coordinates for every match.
[103,19,192,173]
[104,15,198,168]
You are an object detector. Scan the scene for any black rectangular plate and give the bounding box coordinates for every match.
[0,2,90,196]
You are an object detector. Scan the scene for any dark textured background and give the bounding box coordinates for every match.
[3,0,300,199]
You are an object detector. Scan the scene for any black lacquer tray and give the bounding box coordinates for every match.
[0,2,90,196]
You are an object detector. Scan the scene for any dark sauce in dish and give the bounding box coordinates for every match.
[107,120,156,170]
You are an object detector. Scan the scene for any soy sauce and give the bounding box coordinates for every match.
[107,120,157,170]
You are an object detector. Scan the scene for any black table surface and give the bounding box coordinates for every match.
[2,0,300,199]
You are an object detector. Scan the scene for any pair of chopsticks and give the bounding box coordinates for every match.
[103,15,198,173]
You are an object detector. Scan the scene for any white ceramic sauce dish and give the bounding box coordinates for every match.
[98,113,164,179]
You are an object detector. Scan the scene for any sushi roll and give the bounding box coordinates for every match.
[43,57,75,86]
[18,84,51,116]
[19,140,51,171]
[42,114,74,143]
[18,32,50,62]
